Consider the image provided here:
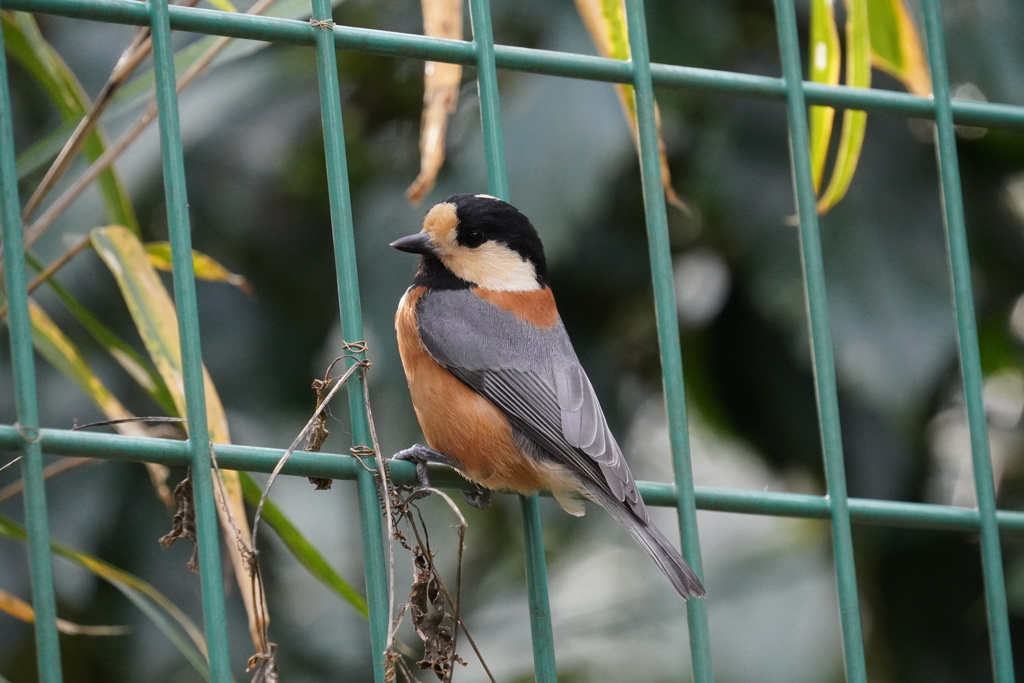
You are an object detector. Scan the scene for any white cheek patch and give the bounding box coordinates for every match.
[422,198,540,291]
[444,241,540,291]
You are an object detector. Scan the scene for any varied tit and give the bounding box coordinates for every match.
[390,193,705,600]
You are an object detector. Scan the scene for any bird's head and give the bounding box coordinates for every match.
[390,193,548,291]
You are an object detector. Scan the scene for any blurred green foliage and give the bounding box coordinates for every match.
[2,0,1024,681]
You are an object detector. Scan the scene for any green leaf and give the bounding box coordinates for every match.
[816,0,871,214]
[808,0,928,214]
[867,0,931,96]
[0,514,209,678]
[238,473,369,616]
[14,117,79,182]
[808,0,841,191]
[2,11,139,231]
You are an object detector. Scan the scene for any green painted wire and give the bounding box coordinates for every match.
[465,0,559,678]
[146,0,233,677]
[919,1,1014,680]
[468,0,510,203]
[0,9,64,682]
[6,0,1024,133]
[4,0,1024,680]
[306,2,391,681]
[771,0,867,680]
[621,0,713,680]
[10,424,1024,537]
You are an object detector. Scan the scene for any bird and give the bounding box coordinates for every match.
[390,193,706,600]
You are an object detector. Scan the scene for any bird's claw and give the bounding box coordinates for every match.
[392,444,491,509]
[461,485,491,510]
[393,444,459,469]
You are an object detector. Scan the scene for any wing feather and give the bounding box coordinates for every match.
[416,289,646,520]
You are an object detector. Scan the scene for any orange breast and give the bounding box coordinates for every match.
[395,286,574,495]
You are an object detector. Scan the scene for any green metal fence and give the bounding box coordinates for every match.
[1,0,1022,681]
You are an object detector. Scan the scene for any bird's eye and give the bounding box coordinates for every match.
[462,229,485,248]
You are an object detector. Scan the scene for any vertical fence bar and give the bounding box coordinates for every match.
[146,0,233,678]
[467,0,510,203]
[772,0,867,680]
[466,0,557,678]
[520,492,557,678]
[0,13,63,682]
[4,1,1021,681]
[307,3,391,681]
[621,0,713,680]
[919,1,1014,680]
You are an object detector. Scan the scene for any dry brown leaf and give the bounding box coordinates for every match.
[406,0,463,204]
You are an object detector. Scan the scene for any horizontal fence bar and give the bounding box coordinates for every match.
[6,0,1024,131]
[693,487,1024,534]
[5,426,1024,535]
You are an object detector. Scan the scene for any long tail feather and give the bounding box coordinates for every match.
[589,487,706,599]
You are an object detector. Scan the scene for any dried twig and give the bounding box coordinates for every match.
[304,375,334,489]
[11,0,281,265]
[158,471,199,572]
[383,481,494,682]
[250,353,368,551]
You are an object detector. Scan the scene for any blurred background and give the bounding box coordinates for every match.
[2,0,1024,680]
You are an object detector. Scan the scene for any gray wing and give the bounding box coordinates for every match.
[416,288,647,520]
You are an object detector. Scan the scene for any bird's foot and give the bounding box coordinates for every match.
[391,444,491,509]
[460,484,491,510]
[393,444,459,487]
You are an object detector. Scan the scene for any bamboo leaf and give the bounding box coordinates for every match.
[574,0,685,209]
[90,225,268,655]
[2,11,138,231]
[867,0,931,96]
[238,472,369,616]
[810,0,928,213]
[0,514,209,678]
[0,587,129,636]
[14,118,79,182]
[111,0,345,117]
[27,298,137,423]
[146,242,253,294]
[26,295,174,503]
[808,0,841,191]
[25,252,177,415]
[816,0,871,214]
[204,0,238,13]
[89,226,226,434]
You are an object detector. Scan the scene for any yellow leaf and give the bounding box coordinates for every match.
[868,0,931,96]
[575,0,686,210]
[90,225,268,654]
[816,0,871,214]
[28,298,173,503]
[808,0,841,191]
[0,514,207,671]
[0,587,129,636]
[145,242,252,295]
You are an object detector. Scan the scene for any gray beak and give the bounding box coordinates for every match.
[390,232,434,255]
